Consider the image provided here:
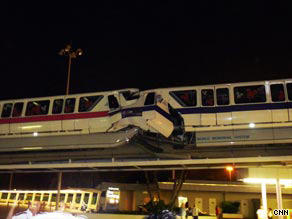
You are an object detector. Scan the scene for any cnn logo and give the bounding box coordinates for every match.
[273,209,289,216]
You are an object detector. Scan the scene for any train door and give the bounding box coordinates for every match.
[215,86,232,125]
[108,94,121,125]
[200,87,216,126]
[142,92,174,137]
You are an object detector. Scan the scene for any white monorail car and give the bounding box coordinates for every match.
[147,78,292,146]
[118,79,292,147]
[0,89,140,151]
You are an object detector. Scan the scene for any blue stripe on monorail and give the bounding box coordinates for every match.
[176,102,292,114]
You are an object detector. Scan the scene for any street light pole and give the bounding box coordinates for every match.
[66,55,72,95]
[59,44,83,95]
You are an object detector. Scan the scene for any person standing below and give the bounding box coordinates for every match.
[216,205,222,219]
[6,200,41,219]
[256,206,266,219]
[185,202,190,219]
[267,208,273,219]
[179,203,187,219]
[192,204,205,219]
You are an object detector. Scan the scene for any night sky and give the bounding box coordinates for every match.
[1,3,292,101]
[2,2,291,188]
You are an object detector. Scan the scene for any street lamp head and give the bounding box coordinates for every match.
[65,44,71,52]
[76,48,83,56]
[59,43,83,95]
[58,49,65,56]
[226,166,234,172]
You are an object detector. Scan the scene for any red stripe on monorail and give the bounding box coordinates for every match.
[0,111,109,124]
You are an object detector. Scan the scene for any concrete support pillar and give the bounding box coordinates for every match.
[261,183,268,219]
[276,179,283,219]
[56,172,62,210]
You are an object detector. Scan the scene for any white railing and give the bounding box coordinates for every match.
[0,188,101,213]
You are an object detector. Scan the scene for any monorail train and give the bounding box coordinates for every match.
[116,78,292,147]
[0,88,144,151]
[2,78,292,151]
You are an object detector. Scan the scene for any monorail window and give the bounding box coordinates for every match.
[1,103,12,118]
[12,102,24,117]
[26,100,50,116]
[169,90,197,107]
[201,89,214,106]
[271,84,285,102]
[144,92,155,105]
[121,91,140,100]
[108,95,120,110]
[52,99,64,114]
[216,88,230,105]
[79,95,103,112]
[64,98,75,113]
[286,83,292,101]
[234,85,266,104]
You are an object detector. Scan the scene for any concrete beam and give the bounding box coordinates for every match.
[0,155,291,171]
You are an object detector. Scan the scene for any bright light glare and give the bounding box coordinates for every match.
[226,166,234,172]
[243,178,276,184]
[243,178,292,187]
[249,123,255,128]
[108,187,119,191]
[21,125,42,130]
[23,147,42,150]
[33,132,38,136]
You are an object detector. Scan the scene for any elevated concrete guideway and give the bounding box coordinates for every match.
[0,137,292,172]
[0,155,291,173]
